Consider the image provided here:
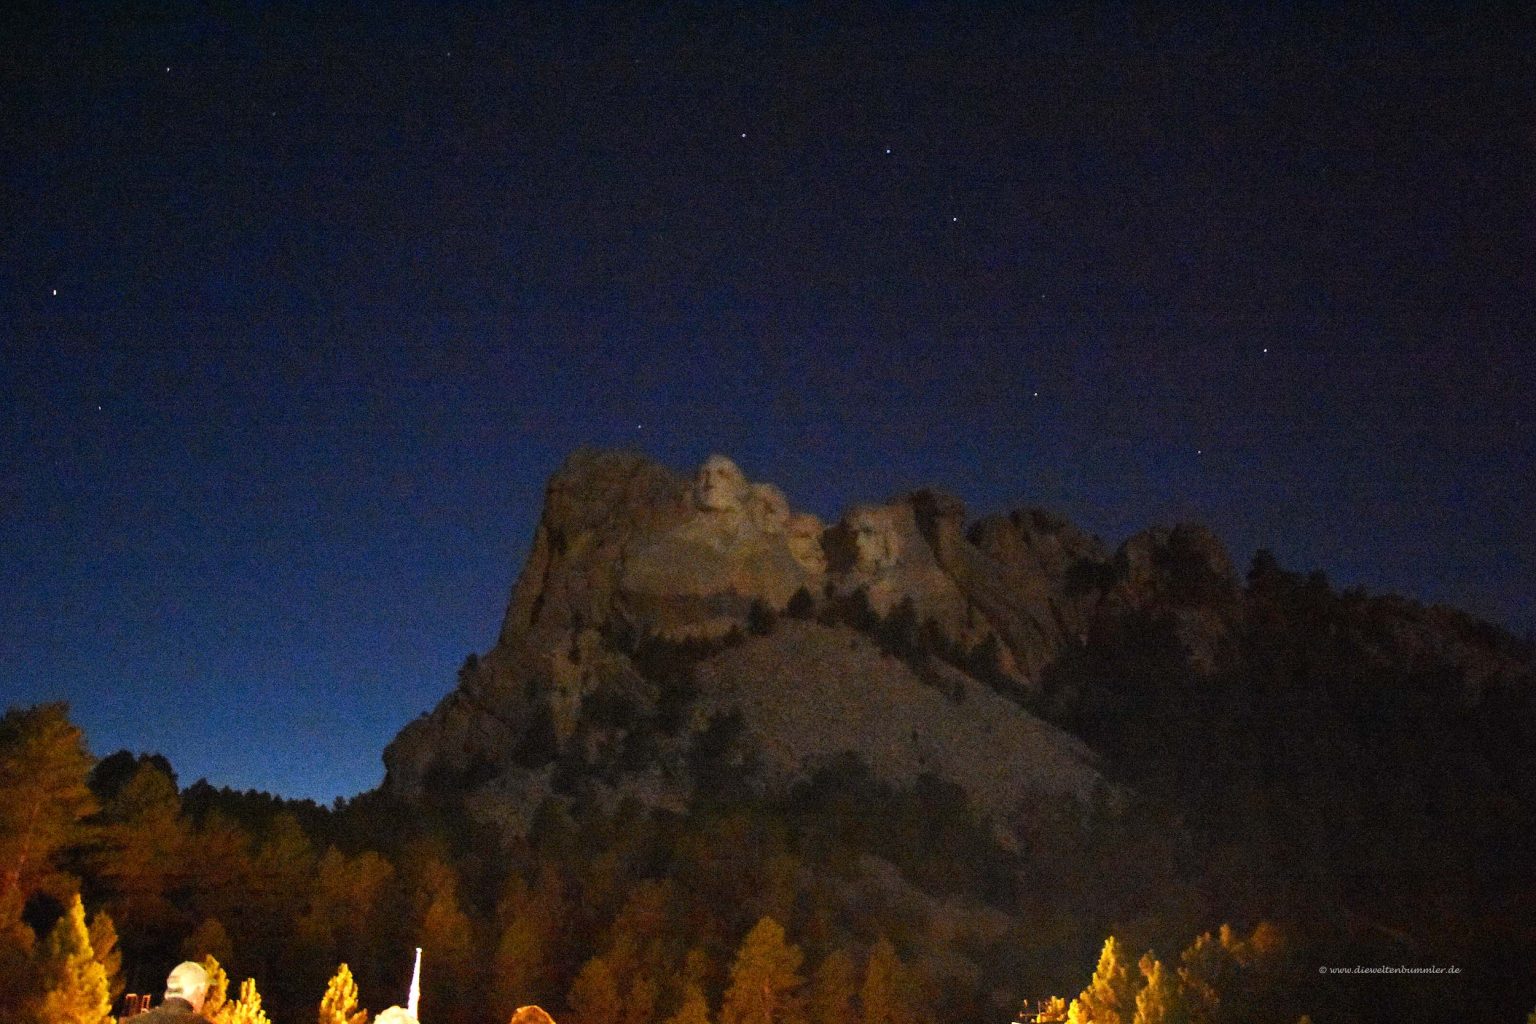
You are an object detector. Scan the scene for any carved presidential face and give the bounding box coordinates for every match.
[848,507,901,570]
[748,483,790,533]
[694,455,749,513]
[787,513,827,574]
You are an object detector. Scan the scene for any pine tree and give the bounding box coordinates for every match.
[0,705,96,912]
[245,814,316,978]
[226,976,272,1024]
[1176,923,1284,1024]
[491,865,563,1013]
[666,983,711,1024]
[319,963,368,1024]
[92,760,188,956]
[1073,936,1136,1024]
[859,940,915,1024]
[568,956,622,1024]
[624,974,660,1024]
[1131,954,1186,1024]
[200,955,231,1022]
[185,918,236,972]
[419,874,475,1022]
[0,911,36,1024]
[807,950,856,1024]
[1038,997,1068,1021]
[33,893,112,1024]
[721,917,804,1024]
[1175,932,1225,1024]
[86,908,123,1005]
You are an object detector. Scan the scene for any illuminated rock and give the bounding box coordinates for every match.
[786,512,826,574]
[384,448,1124,826]
[694,453,749,513]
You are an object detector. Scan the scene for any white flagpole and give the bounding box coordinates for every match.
[407,946,423,1017]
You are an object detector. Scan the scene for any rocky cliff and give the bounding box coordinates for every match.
[382,448,1259,841]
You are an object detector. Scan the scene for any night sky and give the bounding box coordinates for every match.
[4,4,1532,802]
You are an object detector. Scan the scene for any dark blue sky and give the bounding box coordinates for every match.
[4,3,1532,801]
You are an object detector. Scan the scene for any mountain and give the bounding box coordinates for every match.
[379,448,1536,1023]
[384,448,1531,836]
[382,449,1154,837]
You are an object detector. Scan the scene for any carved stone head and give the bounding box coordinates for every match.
[748,482,791,534]
[787,513,827,574]
[847,506,901,571]
[693,455,749,513]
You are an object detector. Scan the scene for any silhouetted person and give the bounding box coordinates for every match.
[138,961,210,1023]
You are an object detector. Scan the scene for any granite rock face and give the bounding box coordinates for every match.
[383,449,1251,837]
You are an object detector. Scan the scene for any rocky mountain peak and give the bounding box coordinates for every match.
[382,449,1255,839]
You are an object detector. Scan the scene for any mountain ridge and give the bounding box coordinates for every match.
[382,448,1532,850]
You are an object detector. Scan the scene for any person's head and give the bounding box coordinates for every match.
[165,961,210,1012]
[375,1007,420,1024]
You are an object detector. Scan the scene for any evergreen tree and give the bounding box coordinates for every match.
[807,950,856,1024]
[624,973,660,1024]
[1174,931,1225,1024]
[747,599,778,636]
[492,864,564,1013]
[569,956,622,1024]
[184,918,236,970]
[226,976,273,1024]
[879,598,921,666]
[185,812,256,945]
[319,963,368,1024]
[1175,923,1284,1024]
[418,872,475,1023]
[200,955,231,1022]
[0,911,36,1024]
[310,849,395,977]
[93,760,189,960]
[1037,997,1068,1021]
[1131,954,1186,1024]
[245,813,316,984]
[666,982,711,1024]
[0,704,97,912]
[1073,936,1136,1024]
[722,917,804,1024]
[33,893,112,1024]
[859,940,914,1024]
[86,908,123,1005]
